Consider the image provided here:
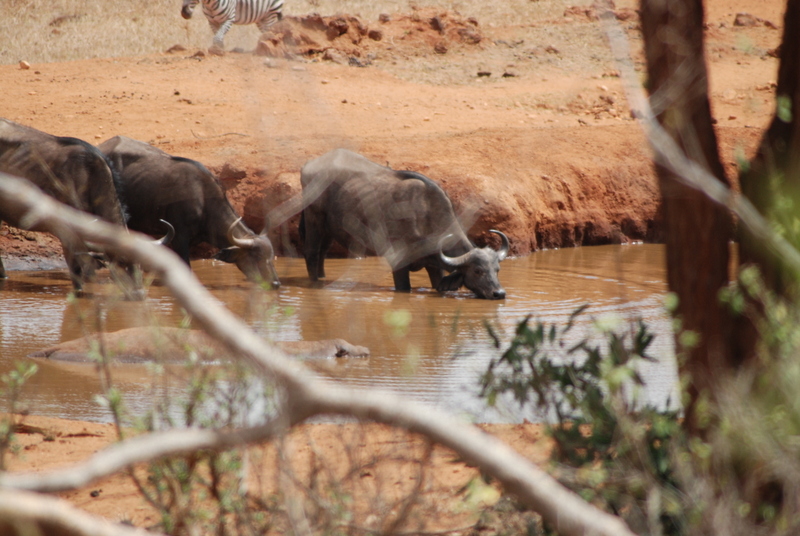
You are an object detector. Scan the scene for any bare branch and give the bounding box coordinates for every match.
[0,421,287,493]
[0,172,636,536]
[0,489,157,536]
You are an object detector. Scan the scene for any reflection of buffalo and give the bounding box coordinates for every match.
[29,327,369,362]
[300,149,509,299]
[98,136,280,288]
[0,119,139,295]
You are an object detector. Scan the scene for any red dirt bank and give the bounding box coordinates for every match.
[0,4,780,268]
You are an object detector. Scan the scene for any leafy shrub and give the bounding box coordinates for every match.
[480,306,687,535]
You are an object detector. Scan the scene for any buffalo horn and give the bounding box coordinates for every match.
[490,230,509,261]
[439,234,473,268]
[227,217,256,249]
[154,219,175,246]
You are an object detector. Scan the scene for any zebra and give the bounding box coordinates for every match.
[181,0,284,53]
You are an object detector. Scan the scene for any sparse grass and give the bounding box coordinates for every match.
[1,0,596,65]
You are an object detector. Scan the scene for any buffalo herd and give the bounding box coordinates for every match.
[0,118,509,300]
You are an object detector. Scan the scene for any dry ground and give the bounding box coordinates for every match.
[0,0,783,267]
[0,0,788,532]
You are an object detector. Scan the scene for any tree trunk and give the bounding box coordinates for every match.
[739,0,800,296]
[639,0,742,432]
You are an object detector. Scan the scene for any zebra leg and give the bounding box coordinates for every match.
[210,20,233,54]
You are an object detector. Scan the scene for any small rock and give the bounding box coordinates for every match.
[545,45,560,54]
[327,17,349,39]
[477,71,491,77]
[19,60,30,70]
[165,44,187,54]
[191,50,206,59]
[728,115,737,120]
[434,41,448,54]
[368,29,383,41]
[348,56,368,67]
[458,27,482,44]
[430,16,446,34]
[379,13,391,23]
[321,79,329,84]
[733,13,757,27]
[323,48,346,64]
[502,70,518,78]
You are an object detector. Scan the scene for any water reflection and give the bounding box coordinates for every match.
[0,244,676,423]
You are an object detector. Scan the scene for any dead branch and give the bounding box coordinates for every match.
[0,172,635,536]
[0,488,156,536]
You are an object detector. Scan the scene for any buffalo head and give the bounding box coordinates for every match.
[215,218,281,289]
[438,230,509,300]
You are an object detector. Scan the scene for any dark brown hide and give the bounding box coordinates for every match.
[98,136,279,287]
[0,118,136,295]
[300,149,507,299]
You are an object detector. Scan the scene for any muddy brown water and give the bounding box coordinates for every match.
[0,244,676,423]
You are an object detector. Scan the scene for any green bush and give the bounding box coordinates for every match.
[480,306,687,535]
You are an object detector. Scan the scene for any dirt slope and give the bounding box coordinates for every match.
[0,1,782,268]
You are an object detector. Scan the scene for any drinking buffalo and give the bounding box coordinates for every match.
[0,118,142,296]
[300,149,509,299]
[98,136,280,288]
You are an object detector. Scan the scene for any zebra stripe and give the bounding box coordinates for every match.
[181,0,284,49]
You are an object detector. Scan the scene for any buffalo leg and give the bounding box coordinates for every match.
[425,266,443,289]
[392,268,411,292]
[302,216,328,280]
[315,234,333,279]
[304,245,324,280]
[171,237,192,266]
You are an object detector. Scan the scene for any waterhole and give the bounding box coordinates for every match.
[0,244,675,423]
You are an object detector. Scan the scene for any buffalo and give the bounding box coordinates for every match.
[300,149,509,299]
[0,118,144,296]
[98,136,280,288]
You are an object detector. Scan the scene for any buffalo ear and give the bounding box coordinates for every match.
[437,271,464,292]
[214,247,240,264]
